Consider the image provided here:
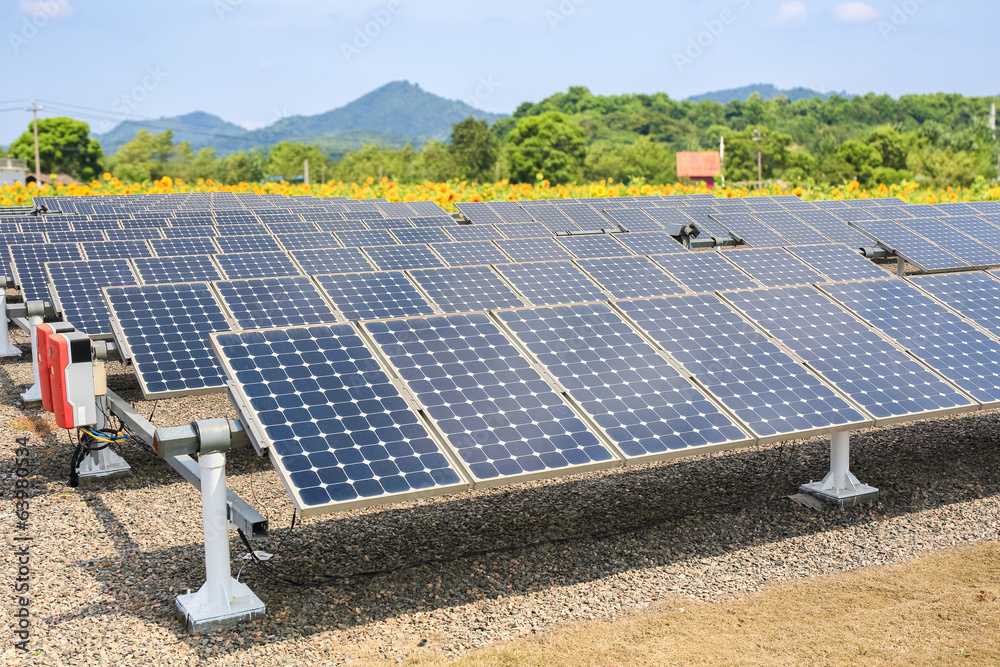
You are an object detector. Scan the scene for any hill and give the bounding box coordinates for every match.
[687,83,851,104]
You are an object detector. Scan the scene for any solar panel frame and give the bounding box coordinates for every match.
[8,243,84,301]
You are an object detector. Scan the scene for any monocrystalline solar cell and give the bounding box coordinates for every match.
[71,219,121,231]
[290,247,375,275]
[214,275,338,329]
[82,240,153,260]
[493,222,553,239]
[556,203,612,229]
[750,211,831,245]
[430,241,511,266]
[314,219,369,233]
[9,243,84,301]
[651,251,759,293]
[790,210,874,248]
[899,217,1000,267]
[46,259,139,337]
[335,230,398,247]
[104,282,233,398]
[391,227,453,245]
[576,255,686,299]
[720,248,825,287]
[314,271,435,321]
[487,201,534,223]
[407,200,450,216]
[613,231,687,255]
[784,245,890,282]
[409,265,526,312]
[47,230,107,244]
[616,295,869,440]
[604,209,664,232]
[162,225,216,238]
[556,235,632,259]
[646,207,732,240]
[938,216,1000,252]
[495,237,575,263]
[211,324,467,514]
[213,235,284,254]
[376,202,417,218]
[935,202,979,215]
[849,218,968,271]
[363,244,444,271]
[710,213,789,248]
[214,251,302,279]
[724,286,973,423]
[215,223,270,236]
[494,261,606,306]
[364,217,414,230]
[132,255,224,284]
[150,237,220,257]
[266,222,320,235]
[364,313,618,485]
[275,233,341,251]
[408,215,459,228]
[910,271,1000,338]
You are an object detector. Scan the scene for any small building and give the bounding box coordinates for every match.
[676,151,721,188]
[0,157,27,185]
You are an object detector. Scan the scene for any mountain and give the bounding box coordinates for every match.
[95,81,507,157]
[687,83,851,104]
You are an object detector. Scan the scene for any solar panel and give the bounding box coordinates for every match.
[69,219,121,231]
[790,210,874,248]
[556,203,612,229]
[391,227,453,245]
[335,230,397,248]
[105,227,164,241]
[910,271,1000,338]
[723,286,974,424]
[937,216,1000,252]
[650,251,759,293]
[495,302,750,460]
[487,201,534,223]
[362,244,444,271]
[215,252,302,279]
[132,255,224,284]
[443,224,506,242]
[364,218,414,230]
[494,238,575,263]
[46,259,140,337]
[104,282,233,399]
[409,265,526,312]
[493,222,553,239]
[819,279,1000,407]
[430,241,511,266]
[750,211,831,245]
[524,206,578,232]
[162,225,216,238]
[81,240,153,260]
[604,209,663,232]
[710,213,789,248]
[645,207,732,240]
[215,223,270,236]
[266,222,320,235]
[290,247,375,275]
[613,231,687,255]
[556,235,632,259]
[213,235,284,254]
[150,237,220,257]
[833,209,877,222]
[47,230,107,243]
[364,313,618,485]
[494,261,607,306]
[314,271,435,321]
[576,256,686,299]
[616,295,869,441]
[407,200,450,216]
[898,217,1000,267]
[784,245,890,282]
[935,202,980,215]
[720,248,825,287]
[408,215,460,228]
[866,205,914,219]
[121,219,171,229]
[8,243,84,301]
[211,324,467,514]
[275,233,341,251]
[315,219,369,233]
[214,275,338,329]
[20,221,73,232]
[377,201,417,218]
[849,218,968,271]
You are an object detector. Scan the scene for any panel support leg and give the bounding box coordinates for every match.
[0,295,21,358]
[896,256,906,277]
[800,431,879,508]
[20,315,43,405]
[175,451,265,633]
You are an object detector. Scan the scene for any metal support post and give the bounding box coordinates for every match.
[20,315,43,404]
[800,431,879,507]
[896,256,906,277]
[175,451,265,633]
[0,295,21,357]
[76,396,132,485]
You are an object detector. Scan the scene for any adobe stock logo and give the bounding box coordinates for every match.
[877,0,930,40]
[341,1,403,63]
[673,0,752,73]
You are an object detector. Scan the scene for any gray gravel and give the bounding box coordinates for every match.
[1,324,999,666]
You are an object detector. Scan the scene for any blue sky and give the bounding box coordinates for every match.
[2,0,997,146]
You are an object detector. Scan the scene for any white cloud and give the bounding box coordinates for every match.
[832,2,882,22]
[18,0,74,18]
[768,2,808,26]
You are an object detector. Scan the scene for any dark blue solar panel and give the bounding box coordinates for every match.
[487,201,534,223]
[557,235,632,259]
[750,211,831,245]
[849,218,968,271]
[429,241,511,267]
[275,233,341,251]
[911,271,1000,338]
[46,259,139,337]
[495,261,607,306]
[651,251,758,293]
[314,271,435,321]
[724,286,973,422]
[132,255,224,284]
[363,244,443,271]
[70,219,121,231]
[315,219,369,233]
[791,210,874,247]
[266,222,320,235]
[710,213,789,248]
[215,223,270,236]
[613,231,687,255]
[408,215,459,228]
[785,245,891,282]
[409,265,526,312]
[899,217,1000,267]
[215,252,302,279]
[335,230,397,248]
[47,230,107,243]
[213,235,284,254]
[495,238,575,263]
[105,282,232,398]
[938,216,1000,252]
[364,313,617,485]
[496,303,748,459]
[150,237,219,257]
[456,202,506,225]
[445,225,507,242]
[720,248,825,287]
[576,256,686,299]
[290,247,375,275]
[9,243,84,301]
[162,225,216,238]
[391,227,453,245]
[645,207,732,240]
[493,222,555,239]
[214,275,338,329]
[212,324,466,512]
[364,217,413,230]
[819,279,1000,406]
[81,240,152,260]
[617,295,868,440]
[604,209,664,232]
[105,227,164,241]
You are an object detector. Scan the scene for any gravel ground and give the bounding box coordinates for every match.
[1,317,999,666]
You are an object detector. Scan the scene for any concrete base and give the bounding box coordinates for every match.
[77,447,132,485]
[799,481,880,508]
[175,579,266,634]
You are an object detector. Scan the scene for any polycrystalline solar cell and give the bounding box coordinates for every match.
[150,237,219,257]
[81,240,152,260]
[335,229,398,247]
[290,247,375,275]
[266,222,321,235]
[455,202,503,225]
[617,295,868,440]
[819,279,1000,406]
[938,216,1000,252]
[104,282,232,398]
[784,245,890,282]
[725,286,972,422]
[47,230,106,243]
[556,235,632,259]
[651,251,759,293]
[494,237,575,263]
[604,209,664,232]
[899,217,1000,267]
[408,215,458,228]
[493,222,553,239]
[496,303,748,459]
[495,261,606,306]
[9,243,84,301]
[272,232,340,251]
[314,271,434,321]
[487,201,534,223]
[430,241,511,266]
[215,223,270,236]
[364,217,414,230]
[215,251,302,279]
[314,219,368,233]
[132,255,224,284]
[365,313,616,485]
[214,275,338,329]
[850,218,968,271]
[213,235,284,254]
[750,211,831,245]
[409,265,525,312]
[211,324,466,513]
[911,271,1000,337]
[613,231,686,255]
[720,248,825,287]
[163,225,216,238]
[710,213,789,248]
[46,259,139,337]
[391,227,453,245]
[576,255,685,299]
[791,210,874,247]
[363,244,443,271]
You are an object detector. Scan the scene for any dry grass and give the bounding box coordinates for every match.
[394,542,1000,667]
[9,413,57,438]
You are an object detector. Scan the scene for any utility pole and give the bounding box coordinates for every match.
[752,126,764,188]
[25,100,43,183]
[991,102,998,184]
[303,159,310,185]
[321,163,326,184]
[719,135,726,188]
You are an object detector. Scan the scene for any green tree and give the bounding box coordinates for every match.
[217,148,265,184]
[107,130,175,182]
[836,139,883,184]
[585,136,676,184]
[169,142,221,182]
[449,117,498,182]
[414,140,456,182]
[864,126,909,170]
[8,117,103,180]
[504,111,586,184]
[265,142,328,182]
